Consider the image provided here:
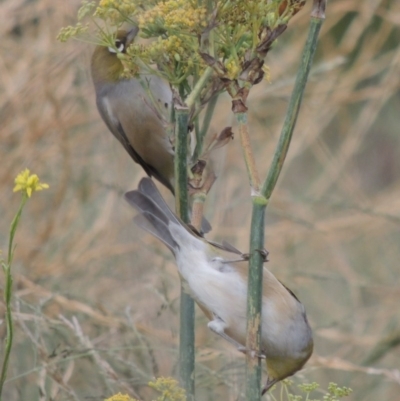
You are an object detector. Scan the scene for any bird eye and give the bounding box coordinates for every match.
[107,39,125,54]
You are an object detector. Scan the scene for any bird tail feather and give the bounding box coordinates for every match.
[125,178,184,254]
[133,213,178,254]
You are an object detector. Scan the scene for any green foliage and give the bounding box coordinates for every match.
[106,377,186,401]
[105,379,353,401]
[268,380,352,401]
[0,170,49,398]
[58,0,303,96]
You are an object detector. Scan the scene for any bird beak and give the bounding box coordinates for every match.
[126,26,139,45]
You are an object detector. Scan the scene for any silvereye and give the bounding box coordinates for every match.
[91,28,175,193]
[125,178,313,395]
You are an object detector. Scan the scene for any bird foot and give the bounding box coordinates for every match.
[255,248,269,262]
[237,345,266,360]
[232,249,269,263]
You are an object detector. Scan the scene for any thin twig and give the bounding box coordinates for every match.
[236,112,261,192]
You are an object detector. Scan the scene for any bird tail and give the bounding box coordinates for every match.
[124,177,186,254]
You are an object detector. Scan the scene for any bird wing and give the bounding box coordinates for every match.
[96,84,175,193]
[225,257,302,307]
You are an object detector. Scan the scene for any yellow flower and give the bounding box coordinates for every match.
[149,377,186,401]
[13,168,49,198]
[104,393,137,401]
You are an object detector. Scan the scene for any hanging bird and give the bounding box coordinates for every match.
[125,177,313,394]
[91,28,175,193]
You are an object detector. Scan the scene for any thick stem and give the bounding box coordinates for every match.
[245,198,267,401]
[179,290,195,401]
[174,107,190,222]
[174,106,195,400]
[245,2,326,399]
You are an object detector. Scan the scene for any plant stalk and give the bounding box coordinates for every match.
[0,195,27,399]
[174,106,195,400]
[236,112,261,192]
[186,67,213,109]
[262,2,325,200]
[193,93,219,162]
[245,197,267,400]
[245,1,326,399]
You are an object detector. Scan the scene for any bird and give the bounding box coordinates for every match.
[91,28,175,193]
[91,29,212,234]
[125,177,313,394]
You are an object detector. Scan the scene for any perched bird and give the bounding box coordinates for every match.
[125,178,313,394]
[91,29,212,233]
[91,28,175,193]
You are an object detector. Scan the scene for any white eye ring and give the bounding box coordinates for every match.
[108,42,125,54]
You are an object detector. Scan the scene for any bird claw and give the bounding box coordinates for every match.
[238,249,269,263]
[256,248,269,262]
[237,345,266,360]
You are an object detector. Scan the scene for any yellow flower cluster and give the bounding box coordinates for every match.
[225,58,241,80]
[98,0,136,13]
[57,22,89,42]
[152,35,187,63]
[149,377,186,401]
[138,0,207,33]
[13,169,49,198]
[104,393,137,401]
[104,378,185,401]
[95,0,137,24]
[58,0,304,91]
[220,0,266,26]
[128,34,205,83]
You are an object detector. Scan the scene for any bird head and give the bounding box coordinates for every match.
[91,27,139,85]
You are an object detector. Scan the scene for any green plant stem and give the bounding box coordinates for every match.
[245,197,267,400]
[261,3,325,199]
[193,93,219,161]
[178,291,195,399]
[236,112,261,191]
[185,67,213,109]
[174,106,195,401]
[245,2,325,400]
[0,195,27,399]
[174,107,190,222]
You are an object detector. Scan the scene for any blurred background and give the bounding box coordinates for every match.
[0,0,399,400]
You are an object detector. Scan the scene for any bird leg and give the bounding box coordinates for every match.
[207,315,245,350]
[220,257,249,264]
[208,315,266,359]
[221,248,269,264]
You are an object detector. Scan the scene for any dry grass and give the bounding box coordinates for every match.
[0,0,399,400]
